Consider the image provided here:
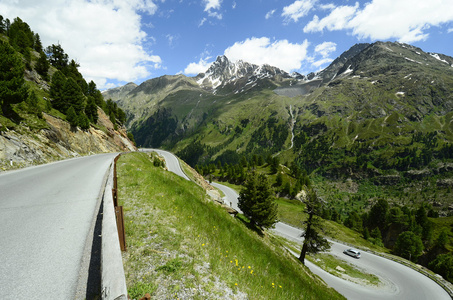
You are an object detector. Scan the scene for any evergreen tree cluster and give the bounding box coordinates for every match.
[0,15,127,131]
[0,39,28,117]
[333,197,453,282]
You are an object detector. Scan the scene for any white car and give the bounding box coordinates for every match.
[343,248,361,258]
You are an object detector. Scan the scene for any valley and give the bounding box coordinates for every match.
[106,41,453,288]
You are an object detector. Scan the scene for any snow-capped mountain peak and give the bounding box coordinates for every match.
[195,55,294,93]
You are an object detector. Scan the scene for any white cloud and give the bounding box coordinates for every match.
[166,34,179,47]
[0,0,161,89]
[207,11,223,20]
[203,0,223,20]
[282,0,317,23]
[314,41,336,58]
[199,17,207,27]
[304,0,453,43]
[448,27,453,33]
[224,37,310,72]
[184,57,213,75]
[304,3,358,33]
[203,0,222,12]
[265,9,276,20]
[311,57,333,68]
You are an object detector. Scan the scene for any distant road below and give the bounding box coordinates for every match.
[153,149,450,300]
[0,154,117,299]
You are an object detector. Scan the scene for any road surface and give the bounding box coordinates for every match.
[140,148,189,180]
[0,153,117,299]
[153,149,450,300]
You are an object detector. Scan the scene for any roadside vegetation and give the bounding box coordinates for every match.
[0,15,128,133]
[194,156,453,283]
[117,152,344,300]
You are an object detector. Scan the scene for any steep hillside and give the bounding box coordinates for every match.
[107,41,453,210]
[0,17,136,171]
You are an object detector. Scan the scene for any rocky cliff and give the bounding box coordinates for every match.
[0,108,136,171]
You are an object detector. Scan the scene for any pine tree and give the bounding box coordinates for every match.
[8,17,34,54]
[66,106,78,127]
[0,15,5,33]
[0,40,28,116]
[63,77,85,114]
[64,59,87,94]
[36,50,50,81]
[49,70,67,112]
[46,43,68,70]
[238,171,278,229]
[78,113,90,130]
[298,187,331,265]
[85,96,98,123]
[33,33,42,52]
[393,231,424,262]
[26,90,42,118]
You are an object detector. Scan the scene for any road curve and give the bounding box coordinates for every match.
[140,148,189,180]
[0,153,117,299]
[154,149,450,300]
[212,183,450,300]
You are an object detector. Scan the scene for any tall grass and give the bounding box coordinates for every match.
[118,152,344,299]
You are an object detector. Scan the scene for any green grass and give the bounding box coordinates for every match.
[307,253,380,286]
[118,152,344,300]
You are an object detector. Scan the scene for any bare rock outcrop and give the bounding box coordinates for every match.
[0,109,136,171]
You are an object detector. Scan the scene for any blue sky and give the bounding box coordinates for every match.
[1,0,453,89]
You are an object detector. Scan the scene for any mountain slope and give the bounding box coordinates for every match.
[0,20,136,171]
[106,41,453,195]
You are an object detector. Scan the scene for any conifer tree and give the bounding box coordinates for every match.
[238,171,278,229]
[85,96,98,123]
[63,77,85,114]
[36,50,49,81]
[66,106,78,127]
[8,17,34,54]
[49,70,67,112]
[78,113,90,130]
[46,43,68,70]
[393,231,424,262]
[0,15,5,33]
[0,40,28,116]
[33,33,42,52]
[298,187,331,265]
[26,90,42,118]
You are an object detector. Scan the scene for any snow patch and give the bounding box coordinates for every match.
[405,57,422,64]
[343,65,353,75]
[429,53,449,65]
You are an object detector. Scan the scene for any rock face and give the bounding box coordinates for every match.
[0,108,136,171]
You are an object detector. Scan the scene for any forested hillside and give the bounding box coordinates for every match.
[0,16,135,169]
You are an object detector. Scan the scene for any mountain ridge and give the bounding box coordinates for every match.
[104,41,453,181]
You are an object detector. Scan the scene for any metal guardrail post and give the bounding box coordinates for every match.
[112,154,126,251]
[115,206,127,251]
[112,188,118,207]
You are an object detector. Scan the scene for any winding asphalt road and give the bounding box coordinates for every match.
[0,153,117,299]
[152,149,450,300]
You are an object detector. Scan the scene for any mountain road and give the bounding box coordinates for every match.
[154,149,450,300]
[0,153,117,299]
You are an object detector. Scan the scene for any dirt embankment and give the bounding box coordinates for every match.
[0,108,136,171]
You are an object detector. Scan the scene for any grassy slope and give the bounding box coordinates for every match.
[117,152,344,300]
